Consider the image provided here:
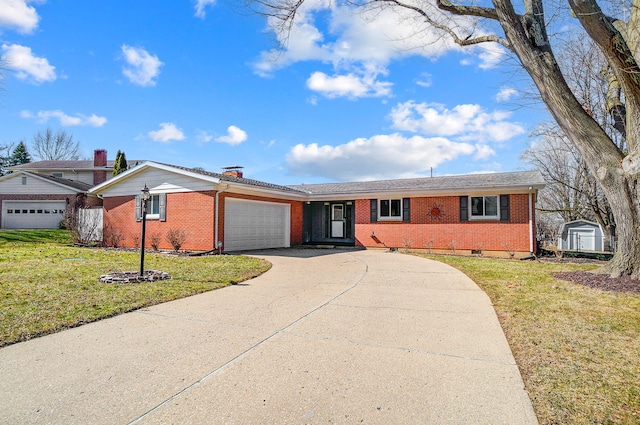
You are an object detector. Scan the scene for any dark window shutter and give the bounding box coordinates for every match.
[159,194,167,222]
[135,195,142,221]
[459,196,469,222]
[500,194,510,222]
[370,199,378,223]
[402,198,410,222]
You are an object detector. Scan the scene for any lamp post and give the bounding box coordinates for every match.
[139,184,151,277]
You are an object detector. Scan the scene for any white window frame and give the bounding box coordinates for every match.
[145,194,161,220]
[469,195,499,220]
[378,199,402,221]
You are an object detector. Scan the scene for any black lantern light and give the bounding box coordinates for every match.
[139,184,151,277]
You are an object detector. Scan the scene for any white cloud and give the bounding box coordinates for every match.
[253,3,503,82]
[148,122,185,143]
[496,86,518,102]
[286,134,475,181]
[21,109,107,126]
[306,71,392,98]
[1,43,55,83]
[0,0,40,34]
[194,0,216,18]
[473,144,496,160]
[120,45,163,87]
[389,101,524,142]
[216,125,247,145]
[416,73,432,88]
[196,130,214,143]
[477,43,505,69]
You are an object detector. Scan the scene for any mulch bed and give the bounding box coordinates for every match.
[99,270,171,283]
[554,271,640,295]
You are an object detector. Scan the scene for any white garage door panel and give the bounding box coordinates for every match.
[2,201,66,229]
[224,199,290,251]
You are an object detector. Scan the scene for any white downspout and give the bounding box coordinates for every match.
[528,187,534,255]
[214,184,230,251]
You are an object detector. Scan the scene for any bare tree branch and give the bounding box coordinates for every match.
[31,128,82,161]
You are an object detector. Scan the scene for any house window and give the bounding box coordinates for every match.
[136,193,166,222]
[146,195,161,219]
[470,196,499,219]
[379,199,402,220]
[51,173,63,178]
[22,176,27,185]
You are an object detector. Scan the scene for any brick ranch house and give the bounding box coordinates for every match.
[90,161,545,258]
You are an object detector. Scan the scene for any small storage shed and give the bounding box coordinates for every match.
[557,219,605,252]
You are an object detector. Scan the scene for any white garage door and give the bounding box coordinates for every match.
[224,198,290,251]
[2,201,66,229]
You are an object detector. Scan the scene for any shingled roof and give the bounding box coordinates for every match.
[9,160,115,170]
[161,163,308,194]
[10,171,94,191]
[288,170,545,195]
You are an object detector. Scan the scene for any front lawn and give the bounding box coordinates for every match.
[0,230,271,347]
[419,254,640,425]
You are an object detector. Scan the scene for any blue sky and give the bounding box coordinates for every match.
[0,0,549,185]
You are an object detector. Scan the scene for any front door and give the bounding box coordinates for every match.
[331,204,345,238]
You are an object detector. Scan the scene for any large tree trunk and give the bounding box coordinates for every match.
[493,0,640,278]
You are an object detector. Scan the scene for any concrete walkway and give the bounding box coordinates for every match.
[0,249,537,424]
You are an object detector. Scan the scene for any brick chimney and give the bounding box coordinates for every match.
[93,149,108,185]
[221,166,244,179]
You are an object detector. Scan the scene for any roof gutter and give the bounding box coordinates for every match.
[529,186,535,255]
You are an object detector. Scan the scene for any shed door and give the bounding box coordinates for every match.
[569,228,595,251]
[2,201,66,229]
[224,198,290,251]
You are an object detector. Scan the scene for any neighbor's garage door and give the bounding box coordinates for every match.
[2,201,66,229]
[224,198,290,251]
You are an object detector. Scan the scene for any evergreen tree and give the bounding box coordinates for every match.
[119,151,128,173]
[112,150,128,176]
[11,141,31,165]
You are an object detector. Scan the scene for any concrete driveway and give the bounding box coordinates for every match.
[0,249,537,424]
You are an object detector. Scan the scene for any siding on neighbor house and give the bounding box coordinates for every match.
[102,190,304,251]
[0,173,80,195]
[354,194,535,254]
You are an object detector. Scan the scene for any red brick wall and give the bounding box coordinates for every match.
[93,149,108,185]
[103,191,215,251]
[102,191,303,251]
[354,194,535,255]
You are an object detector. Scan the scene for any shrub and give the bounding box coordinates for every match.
[130,233,140,248]
[165,228,187,252]
[148,232,162,251]
[103,225,123,248]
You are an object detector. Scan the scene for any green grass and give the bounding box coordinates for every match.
[0,229,71,244]
[418,254,640,425]
[0,230,271,347]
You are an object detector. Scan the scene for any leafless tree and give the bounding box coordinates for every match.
[246,0,640,277]
[523,129,616,249]
[31,128,82,161]
[0,142,13,176]
[523,35,617,250]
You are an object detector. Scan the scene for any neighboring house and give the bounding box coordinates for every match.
[557,219,606,252]
[90,161,545,258]
[0,150,112,229]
